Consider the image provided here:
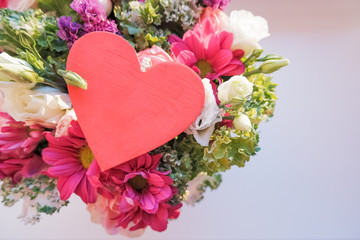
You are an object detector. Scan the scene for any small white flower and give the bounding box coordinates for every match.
[218,75,253,104]
[224,10,269,56]
[233,113,252,132]
[185,79,222,146]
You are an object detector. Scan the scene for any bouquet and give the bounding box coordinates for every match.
[0,0,288,237]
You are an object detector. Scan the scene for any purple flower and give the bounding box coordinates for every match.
[57,0,119,48]
[203,0,231,10]
[70,0,106,22]
[57,16,82,48]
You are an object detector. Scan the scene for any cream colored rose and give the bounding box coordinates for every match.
[185,78,222,146]
[98,0,113,16]
[233,113,252,132]
[224,10,269,56]
[218,75,253,104]
[0,84,71,128]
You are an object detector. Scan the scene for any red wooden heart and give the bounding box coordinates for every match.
[66,32,204,171]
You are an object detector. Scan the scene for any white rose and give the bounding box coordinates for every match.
[185,79,222,146]
[218,75,253,104]
[233,113,252,132]
[7,0,36,11]
[224,10,269,56]
[0,84,71,128]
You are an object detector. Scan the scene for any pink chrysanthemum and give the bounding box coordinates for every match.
[42,121,100,204]
[0,113,45,183]
[169,19,245,80]
[0,112,43,159]
[99,154,181,232]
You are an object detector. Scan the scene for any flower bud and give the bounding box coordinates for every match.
[256,54,283,62]
[233,113,252,132]
[98,0,113,16]
[0,64,43,83]
[259,59,289,74]
[57,70,87,90]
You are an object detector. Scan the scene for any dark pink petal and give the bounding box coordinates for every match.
[154,185,172,201]
[57,170,85,201]
[168,34,182,44]
[176,50,197,66]
[86,160,100,176]
[21,155,46,178]
[209,50,233,72]
[47,161,82,177]
[147,173,164,187]
[140,190,156,211]
[219,31,234,49]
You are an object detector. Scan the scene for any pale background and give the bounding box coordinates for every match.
[1,0,360,239]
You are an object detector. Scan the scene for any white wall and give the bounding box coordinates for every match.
[1,0,360,239]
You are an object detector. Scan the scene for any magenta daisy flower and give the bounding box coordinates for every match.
[99,153,182,231]
[169,19,245,80]
[42,121,100,204]
[0,113,46,183]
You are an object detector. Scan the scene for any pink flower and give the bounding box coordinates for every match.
[0,112,45,183]
[42,121,101,204]
[0,113,44,159]
[169,19,245,80]
[137,45,173,72]
[99,154,182,232]
[0,155,45,184]
[87,194,146,237]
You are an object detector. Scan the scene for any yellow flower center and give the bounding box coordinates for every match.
[79,145,95,169]
[128,175,148,192]
[195,60,213,78]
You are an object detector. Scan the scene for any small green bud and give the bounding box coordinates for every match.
[244,49,264,67]
[18,31,36,51]
[57,69,87,90]
[259,59,290,74]
[19,70,44,83]
[256,54,283,62]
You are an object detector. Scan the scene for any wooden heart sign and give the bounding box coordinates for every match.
[66,32,204,171]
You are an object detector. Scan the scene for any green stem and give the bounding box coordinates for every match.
[243,69,261,78]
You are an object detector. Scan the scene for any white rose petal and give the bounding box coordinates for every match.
[185,79,222,146]
[233,113,252,132]
[225,10,269,56]
[218,75,253,104]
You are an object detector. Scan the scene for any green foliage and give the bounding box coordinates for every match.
[0,9,69,91]
[203,126,258,175]
[114,0,200,51]
[38,0,77,19]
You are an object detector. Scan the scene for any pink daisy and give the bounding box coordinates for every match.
[0,113,46,183]
[0,112,44,159]
[169,19,245,80]
[99,153,182,232]
[42,121,101,204]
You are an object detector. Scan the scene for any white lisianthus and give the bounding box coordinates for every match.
[0,84,71,128]
[185,79,222,146]
[233,113,252,132]
[224,10,269,56]
[218,75,253,104]
[7,0,36,11]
